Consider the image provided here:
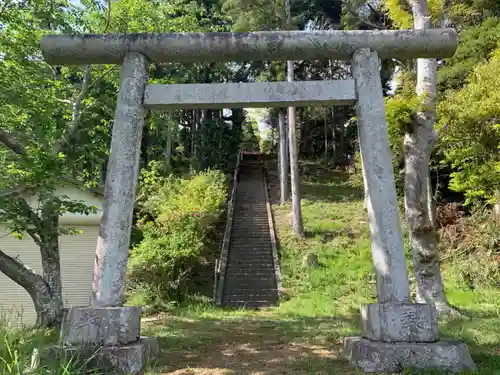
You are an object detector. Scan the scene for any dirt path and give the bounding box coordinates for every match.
[144,315,359,375]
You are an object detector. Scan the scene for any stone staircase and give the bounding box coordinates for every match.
[220,155,279,308]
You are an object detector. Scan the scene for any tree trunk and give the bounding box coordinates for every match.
[331,107,337,167]
[0,243,62,327]
[328,61,338,167]
[493,203,500,219]
[338,111,345,167]
[0,197,65,327]
[285,0,304,237]
[165,125,172,169]
[191,109,198,159]
[278,109,289,204]
[405,0,452,313]
[324,108,328,166]
[39,200,64,324]
[288,105,304,236]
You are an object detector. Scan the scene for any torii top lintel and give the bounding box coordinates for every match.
[40,29,458,66]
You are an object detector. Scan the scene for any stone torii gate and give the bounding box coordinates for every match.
[41,30,475,373]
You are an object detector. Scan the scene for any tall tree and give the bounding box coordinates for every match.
[0,0,111,326]
[285,0,305,236]
[402,0,452,312]
[278,109,289,204]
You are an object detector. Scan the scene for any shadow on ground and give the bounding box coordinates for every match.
[143,313,361,375]
[143,310,500,375]
[301,180,362,203]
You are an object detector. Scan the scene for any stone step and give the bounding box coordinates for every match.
[224,290,278,297]
[227,260,274,266]
[231,228,269,232]
[232,223,268,227]
[229,242,271,247]
[228,245,272,250]
[231,235,270,239]
[221,158,278,309]
[226,266,276,272]
[231,231,270,235]
[225,272,276,279]
[223,297,278,304]
[222,301,276,309]
[223,295,278,303]
[227,255,274,261]
[228,245,271,250]
[229,250,272,259]
[232,220,268,223]
[224,280,277,288]
[224,279,277,288]
[232,222,269,226]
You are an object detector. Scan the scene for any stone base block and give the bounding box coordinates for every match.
[60,306,141,346]
[344,336,476,373]
[361,303,438,342]
[43,336,159,374]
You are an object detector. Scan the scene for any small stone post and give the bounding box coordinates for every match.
[343,48,475,373]
[57,52,158,374]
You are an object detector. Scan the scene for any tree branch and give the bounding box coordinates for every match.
[347,8,386,30]
[54,64,118,155]
[0,0,14,17]
[55,98,73,105]
[102,0,112,33]
[0,128,26,155]
[439,0,452,28]
[14,196,44,234]
[0,247,44,292]
[26,228,42,247]
[68,65,93,136]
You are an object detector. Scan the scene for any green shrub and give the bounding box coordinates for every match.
[128,168,228,308]
[438,48,500,206]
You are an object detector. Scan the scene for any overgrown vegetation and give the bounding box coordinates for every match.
[0,327,74,374]
[131,163,500,374]
[126,165,228,310]
[438,203,500,289]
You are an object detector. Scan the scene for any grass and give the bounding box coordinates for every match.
[136,161,500,374]
[3,161,500,374]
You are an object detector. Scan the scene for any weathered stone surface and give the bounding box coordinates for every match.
[60,306,141,346]
[92,52,149,307]
[361,303,438,342]
[144,81,357,109]
[40,29,458,65]
[344,336,476,373]
[43,336,159,375]
[351,48,411,304]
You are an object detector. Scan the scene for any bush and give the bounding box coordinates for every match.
[438,47,500,206]
[438,204,500,288]
[127,168,228,308]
